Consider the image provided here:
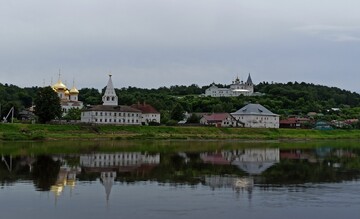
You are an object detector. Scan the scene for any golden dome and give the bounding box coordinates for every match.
[53,79,67,90]
[65,90,70,95]
[69,86,79,94]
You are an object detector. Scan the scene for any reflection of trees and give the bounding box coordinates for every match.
[2,149,360,187]
[0,156,32,184]
[261,159,360,184]
[142,153,246,184]
[32,155,60,191]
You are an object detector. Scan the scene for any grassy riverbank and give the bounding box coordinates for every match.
[1,123,360,141]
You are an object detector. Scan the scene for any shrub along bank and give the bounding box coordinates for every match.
[1,123,360,141]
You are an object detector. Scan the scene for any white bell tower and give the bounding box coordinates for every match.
[102,74,118,106]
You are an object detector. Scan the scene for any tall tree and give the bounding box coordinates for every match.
[34,86,62,123]
[62,108,81,121]
[170,103,185,121]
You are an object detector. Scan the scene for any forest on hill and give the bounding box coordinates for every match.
[1,81,360,122]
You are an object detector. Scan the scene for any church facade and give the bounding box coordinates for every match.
[52,77,83,115]
[204,74,254,97]
[80,75,142,125]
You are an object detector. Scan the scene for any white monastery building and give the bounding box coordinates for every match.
[231,103,279,128]
[205,74,254,97]
[81,75,142,125]
[52,76,83,115]
[131,102,161,125]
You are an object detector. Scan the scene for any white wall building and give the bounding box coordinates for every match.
[205,74,254,97]
[131,102,161,124]
[231,103,279,128]
[81,75,142,125]
[80,152,160,168]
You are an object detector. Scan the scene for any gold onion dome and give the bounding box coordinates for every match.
[53,79,67,90]
[70,86,79,94]
[65,90,70,95]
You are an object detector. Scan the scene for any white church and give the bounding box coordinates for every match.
[80,75,143,125]
[204,74,255,97]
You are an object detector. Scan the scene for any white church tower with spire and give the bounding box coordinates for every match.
[81,74,142,125]
[102,75,118,106]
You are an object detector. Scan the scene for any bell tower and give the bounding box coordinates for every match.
[102,74,118,106]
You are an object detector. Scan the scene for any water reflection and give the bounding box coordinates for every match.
[201,149,280,174]
[80,152,160,201]
[1,145,360,219]
[1,147,360,196]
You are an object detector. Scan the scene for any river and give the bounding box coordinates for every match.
[0,140,359,219]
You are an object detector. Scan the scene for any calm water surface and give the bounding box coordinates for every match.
[1,141,360,219]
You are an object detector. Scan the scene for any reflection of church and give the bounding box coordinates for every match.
[101,171,116,202]
[50,165,81,197]
[80,152,160,201]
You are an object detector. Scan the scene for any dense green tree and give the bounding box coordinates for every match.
[62,108,82,120]
[187,113,201,123]
[170,103,185,121]
[34,86,62,123]
[78,88,101,105]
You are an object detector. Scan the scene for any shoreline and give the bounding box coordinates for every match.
[1,123,360,142]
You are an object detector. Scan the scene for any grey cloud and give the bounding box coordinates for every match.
[294,25,360,42]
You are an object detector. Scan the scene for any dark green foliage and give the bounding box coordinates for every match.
[170,103,185,121]
[78,88,102,105]
[0,83,37,119]
[2,81,360,124]
[62,108,81,121]
[187,113,201,123]
[34,86,62,123]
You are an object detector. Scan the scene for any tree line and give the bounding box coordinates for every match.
[1,81,360,123]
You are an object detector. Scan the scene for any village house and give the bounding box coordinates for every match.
[131,102,161,125]
[200,113,240,127]
[279,117,311,129]
[81,75,142,125]
[231,103,279,128]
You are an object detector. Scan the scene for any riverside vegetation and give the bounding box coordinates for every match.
[2,81,360,124]
[1,123,360,141]
[2,81,360,141]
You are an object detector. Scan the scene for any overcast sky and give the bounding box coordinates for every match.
[1,0,360,92]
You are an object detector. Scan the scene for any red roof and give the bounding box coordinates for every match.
[280,117,310,124]
[202,113,231,122]
[201,154,230,165]
[131,103,159,114]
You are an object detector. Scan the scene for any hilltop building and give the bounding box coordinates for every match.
[231,103,279,128]
[80,75,142,125]
[204,74,255,97]
[51,76,83,115]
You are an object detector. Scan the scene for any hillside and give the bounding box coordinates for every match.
[1,81,360,122]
